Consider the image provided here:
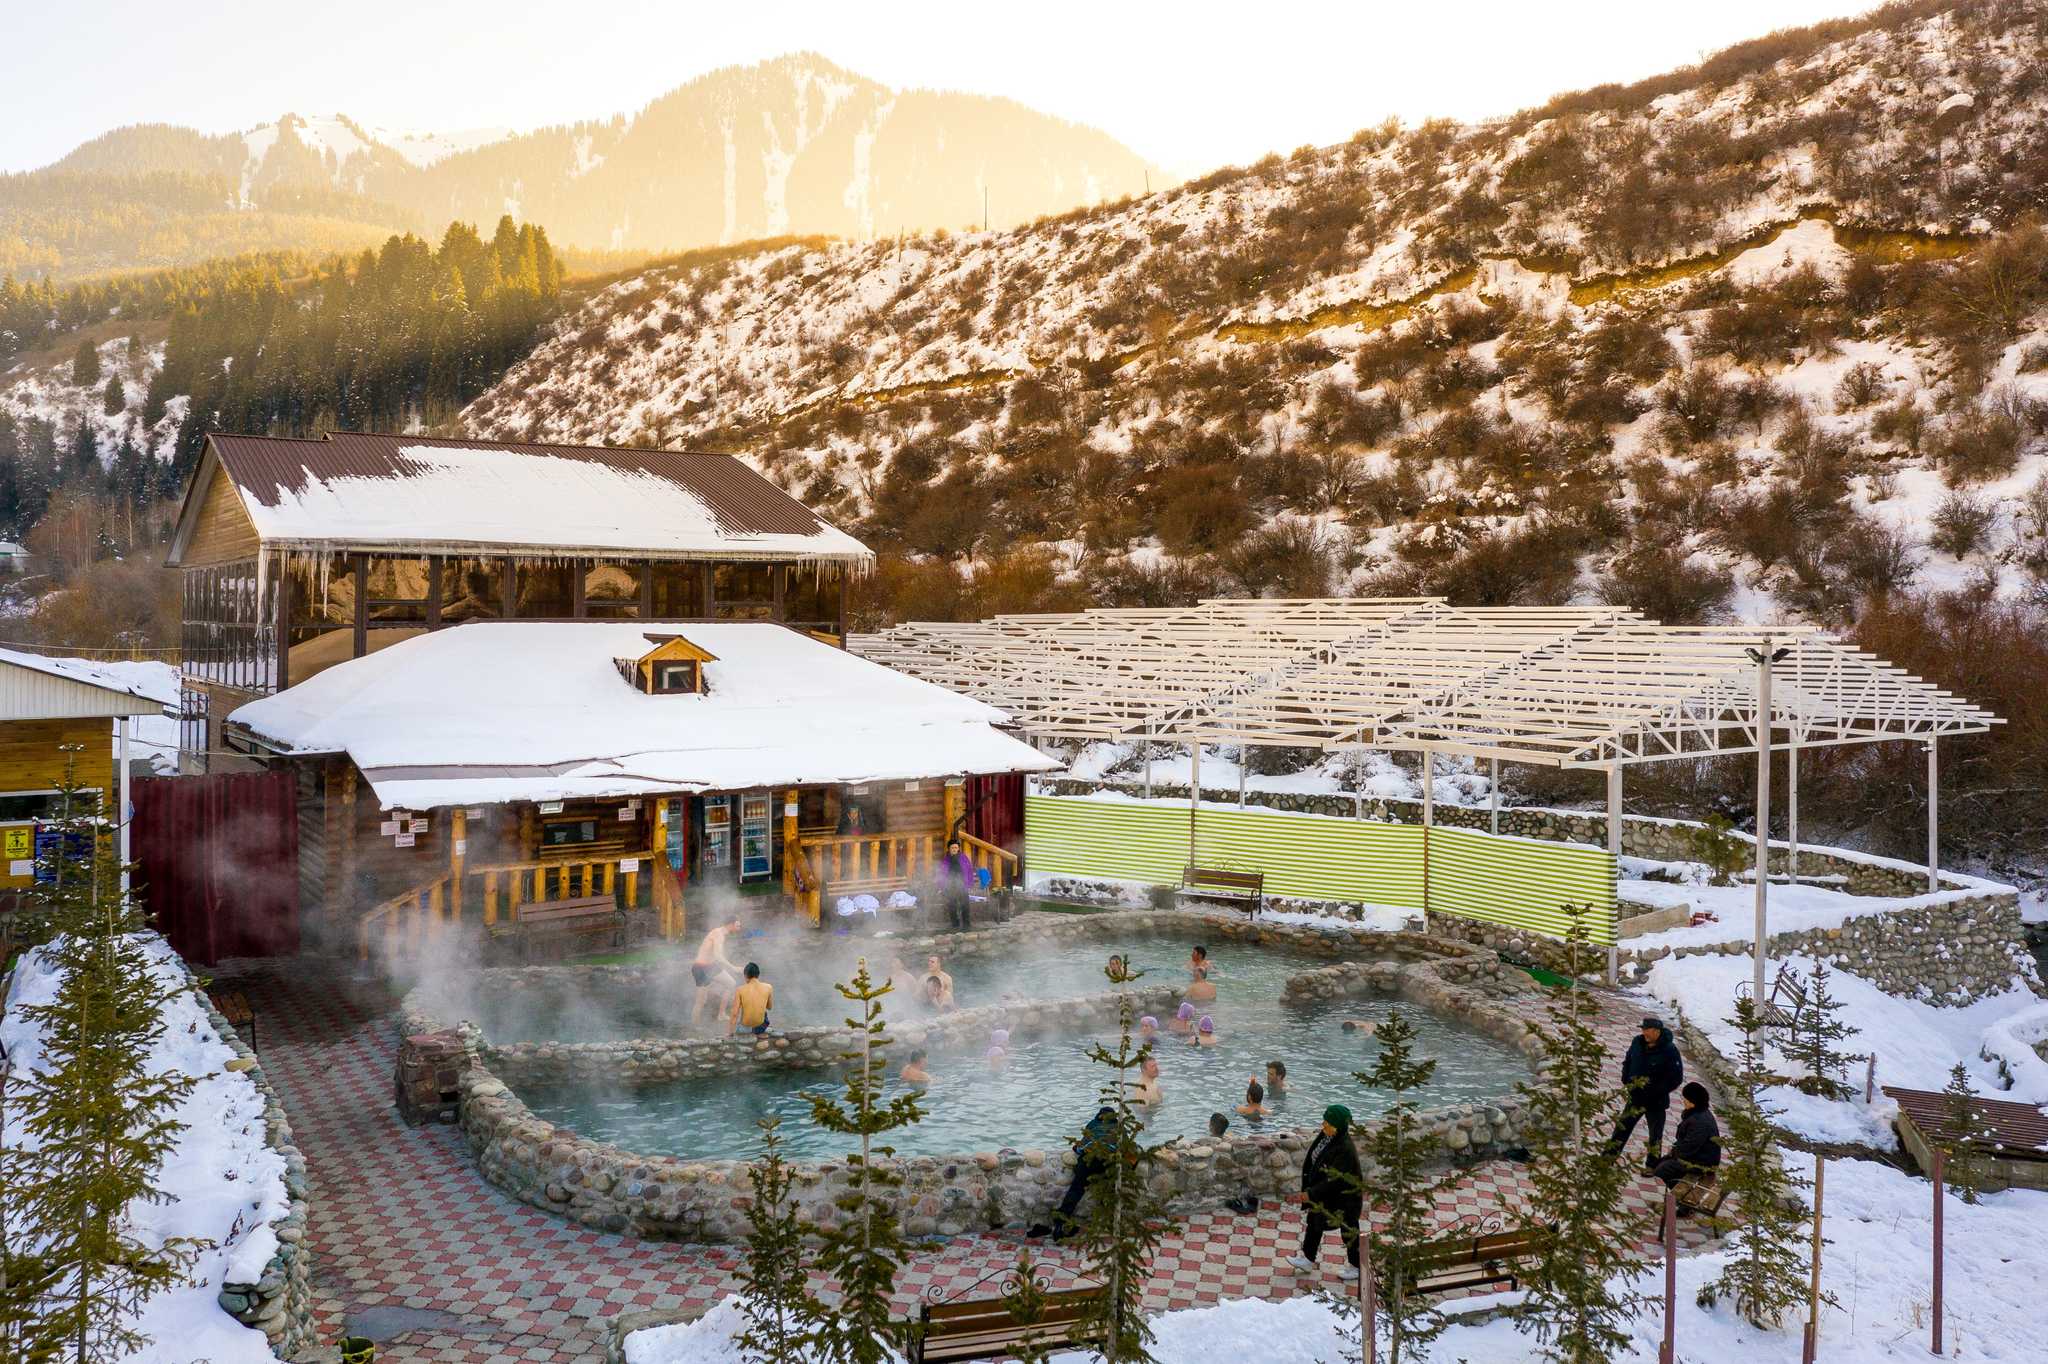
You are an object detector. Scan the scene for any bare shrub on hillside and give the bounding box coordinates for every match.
[1870,397,1928,451]
[1080,555,1224,609]
[1657,365,1736,445]
[1834,360,1890,410]
[1934,405,2027,484]
[1153,463,1254,555]
[1598,542,1734,624]
[1709,479,1838,572]
[1217,522,1338,598]
[1835,518,1924,600]
[1929,490,2000,559]
[1933,221,2048,342]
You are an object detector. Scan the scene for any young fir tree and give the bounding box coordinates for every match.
[1512,905,1645,1364]
[801,959,924,1364]
[0,1036,58,1364]
[1355,1007,1446,1363]
[1075,964,1178,1364]
[993,1247,1060,1364]
[734,1115,818,1364]
[17,761,205,1364]
[1784,959,1859,1100]
[1938,1063,1996,1205]
[1697,996,1814,1328]
[70,338,100,388]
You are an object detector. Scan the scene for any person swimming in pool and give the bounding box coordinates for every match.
[1193,1015,1219,1047]
[1128,1053,1164,1104]
[1342,1019,1379,1036]
[986,1044,1008,1071]
[1266,1059,1288,1101]
[1138,1015,1160,1046]
[1169,1002,1196,1036]
[924,954,955,1006]
[923,975,957,1014]
[901,1048,931,1086]
[1185,964,1217,1004]
[1236,1078,1269,1119]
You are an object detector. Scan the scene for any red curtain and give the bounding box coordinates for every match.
[965,772,1024,852]
[132,770,300,965]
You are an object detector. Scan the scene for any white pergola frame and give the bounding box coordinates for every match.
[854,598,2003,989]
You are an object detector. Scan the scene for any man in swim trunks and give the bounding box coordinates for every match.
[924,954,955,1006]
[728,961,773,1035]
[691,915,743,1026]
[1185,965,1217,1004]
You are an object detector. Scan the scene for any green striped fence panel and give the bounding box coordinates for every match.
[1426,823,1618,945]
[1023,795,1189,887]
[1191,805,1424,908]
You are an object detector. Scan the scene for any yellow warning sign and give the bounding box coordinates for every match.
[3,827,30,860]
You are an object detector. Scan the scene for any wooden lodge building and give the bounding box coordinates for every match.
[163,432,1055,958]
[165,431,872,772]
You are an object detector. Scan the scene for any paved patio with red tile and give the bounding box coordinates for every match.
[221,955,1713,1362]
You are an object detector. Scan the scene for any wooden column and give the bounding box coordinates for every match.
[449,806,466,922]
[339,763,358,919]
[782,787,800,901]
[834,566,848,644]
[425,554,442,629]
[638,561,653,619]
[500,560,516,618]
[701,564,716,618]
[571,559,586,617]
[351,556,368,658]
[772,563,786,622]
[943,778,964,842]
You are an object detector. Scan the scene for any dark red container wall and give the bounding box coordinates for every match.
[966,772,1025,852]
[132,770,300,965]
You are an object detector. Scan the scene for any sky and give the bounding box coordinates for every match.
[4,0,1884,175]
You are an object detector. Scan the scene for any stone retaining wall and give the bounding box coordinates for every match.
[1429,891,2035,1005]
[195,988,316,1361]
[410,912,1538,1243]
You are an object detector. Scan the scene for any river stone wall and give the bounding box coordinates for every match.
[411,913,1538,1242]
[1038,778,1962,897]
[195,988,316,1360]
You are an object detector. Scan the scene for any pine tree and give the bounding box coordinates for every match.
[1075,964,1178,1364]
[992,1247,1060,1364]
[70,338,99,388]
[1937,1063,1995,1205]
[0,1035,58,1364]
[1513,905,1645,1364]
[100,378,124,418]
[15,759,206,1363]
[1356,1007,1446,1363]
[801,959,924,1364]
[1697,997,1814,1327]
[735,1115,818,1363]
[1784,959,1859,1100]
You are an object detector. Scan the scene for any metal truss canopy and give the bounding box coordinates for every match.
[850,598,2001,768]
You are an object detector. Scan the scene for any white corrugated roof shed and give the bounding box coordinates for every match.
[227,622,1059,809]
[0,649,175,722]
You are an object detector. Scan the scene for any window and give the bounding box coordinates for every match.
[0,790,101,822]
[652,661,698,694]
[585,562,643,618]
[514,562,575,618]
[541,818,600,848]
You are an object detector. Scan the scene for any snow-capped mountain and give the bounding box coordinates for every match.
[458,1,2048,626]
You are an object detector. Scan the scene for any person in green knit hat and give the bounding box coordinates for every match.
[1288,1104,1363,1280]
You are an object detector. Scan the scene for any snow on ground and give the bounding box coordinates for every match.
[1645,950,2045,1145]
[1,934,288,1364]
[90,658,181,775]
[1624,876,2007,954]
[626,1156,2048,1363]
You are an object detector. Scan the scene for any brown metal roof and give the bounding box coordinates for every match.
[1885,1085,2048,1160]
[207,432,825,538]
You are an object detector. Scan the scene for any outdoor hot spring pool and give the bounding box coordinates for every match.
[487,937,1532,1160]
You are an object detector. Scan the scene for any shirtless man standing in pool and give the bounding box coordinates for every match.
[690,915,744,1026]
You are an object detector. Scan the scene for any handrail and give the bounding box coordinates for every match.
[356,845,663,964]
[357,874,452,962]
[957,832,1019,870]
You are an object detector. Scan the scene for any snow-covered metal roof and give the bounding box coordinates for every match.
[169,433,873,566]
[0,649,175,721]
[228,622,1058,809]
[850,599,2002,768]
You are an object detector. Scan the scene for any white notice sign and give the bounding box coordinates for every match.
[380,820,399,836]
[8,859,31,877]
[617,806,634,821]
[618,858,639,873]
[395,833,416,848]
[409,819,429,834]
[453,839,467,855]
[539,801,564,814]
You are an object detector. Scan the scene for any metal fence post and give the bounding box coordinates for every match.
[1931,1147,1945,1357]
[1660,1188,1677,1364]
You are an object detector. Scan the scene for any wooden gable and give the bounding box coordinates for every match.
[618,634,718,695]
[176,454,262,567]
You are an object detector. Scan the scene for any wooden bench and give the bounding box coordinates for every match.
[910,1284,1104,1363]
[1382,1227,1552,1298]
[208,988,256,1052]
[1751,963,1808,1032]
[1671,1170,1728,1217]
[489,896,622,960]
[1181,865,1264,916]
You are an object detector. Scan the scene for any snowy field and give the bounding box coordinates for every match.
[1,935,288,1364]
[624,1153,2046,1363]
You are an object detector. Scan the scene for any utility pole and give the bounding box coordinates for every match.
[1747,639,1791,1006]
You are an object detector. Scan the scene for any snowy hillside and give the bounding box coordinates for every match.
[461,1,2048,622]
[0,335,183,466]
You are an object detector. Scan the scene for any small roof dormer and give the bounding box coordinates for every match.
[614,633,717,695]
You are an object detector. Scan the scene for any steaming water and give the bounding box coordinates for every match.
[509,943,1530,1160]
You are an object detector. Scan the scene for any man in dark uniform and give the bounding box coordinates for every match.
[1606,1014,1684,1169]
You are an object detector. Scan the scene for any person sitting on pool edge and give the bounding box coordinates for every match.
[727,962,773,1036]
[1028,1104,1120,1240]
[901,1048,931,1086]
[1236,1078,1268,1119]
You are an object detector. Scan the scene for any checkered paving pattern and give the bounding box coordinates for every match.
[221,958,1714,1362]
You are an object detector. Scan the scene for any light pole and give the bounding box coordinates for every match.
[1747,641,1791,1006]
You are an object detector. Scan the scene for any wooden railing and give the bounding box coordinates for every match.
[355,848,664,962]
[788,828,1019,926]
